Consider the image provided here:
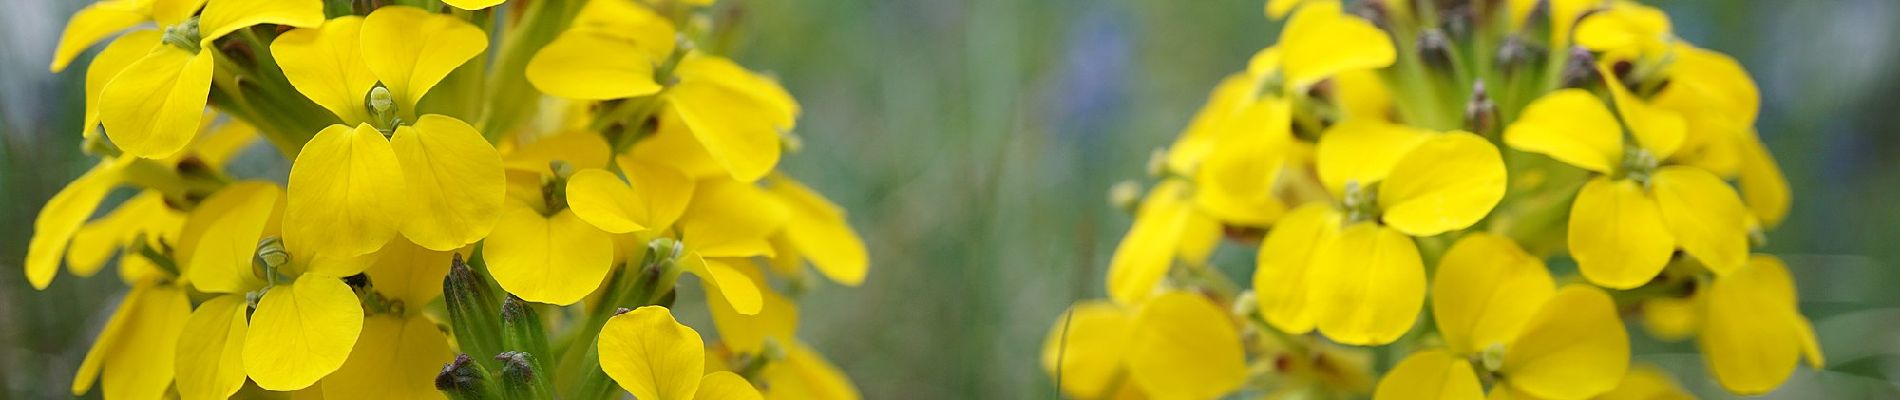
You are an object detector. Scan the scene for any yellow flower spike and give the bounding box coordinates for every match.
[1195,99,1293,226]
[688,254,764,315]
[1126,291,1247,399]
[1253,204,1341,334]
[526,0,675,100]
[1569,177,1675,289]
[67,192,178,278]
[364,239,458,306]
[1500,285,1629,400]
[73,284,193,399]
[679,179,789,258]
[565,168,654,234]
[390,115,506,250]
[1279,1,1396,89]
[243,275,365,390]
[175,295,250,400]
[1316,121,1432,195]
[1105,180,1198,305]
[179,181,280,294]
[1432,233,1555,355]
[768,177,870,286]
[600,306,706,400]
[1504,89,1624,175]
[484,206,616,305]
[26,159,124,290]
[284,123,407,258]
[1650,166,1749,275]
[49,0,148,73]
[321,315,455,399]
[1737,134,1791,228]
[359,6,488,111]
[1604,71,1686,160]
[1309,222,1425,345]
[1378,132,1507,237]
[97,46,215,158]
[81,30,160,141]
[762,341,863,400]
[1372,350,1485,400]
[197,0,324,48]
[1597,364,1695,400]
[695,371,764,400]
[272,16,377,125]
[1701,255,1821,395]
[1040,301,1134,399]
[667,56,795,183]
[442,0,505,11]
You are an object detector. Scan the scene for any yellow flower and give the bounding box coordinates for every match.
[762,176,870,286]
[1597,364,1695,400]
[1259,127,1506,345]
[1505,72,1750,287]
[317,240,458,400]
[1375,234,1630,400]
[1576,1,1675,63]
[51,0,204,73]
[273,7,505,255]
[528,0,799,182]
[1103,179,1221,305]
[96,0,323,158]
[1041,291,1247,399]
[598,306,764,400]
[1699,255,1825,394]
[1278,1,1396,91]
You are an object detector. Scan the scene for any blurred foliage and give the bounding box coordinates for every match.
[4,0,1899,398]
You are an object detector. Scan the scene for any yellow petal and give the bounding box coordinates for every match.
[391,116,505,250]
[1372,350,1484,400]
[621,157,700,229]
[1195,99,1292,226]
[1106,180,1197,305]
[271,16,377,124]
[706,271,797,355]
[99,48,213,158]
[679,179,789,258]
[1573,2,1672,59]
[1336,69,1394,121]
[1569,177,1675,289]
[198,0,324,43]
[91,284,193,399]
[67,192,174,278]
[1040,301,1133,399]
[504,130,612,172]
[1166,72,1259,174]
[1701,256,1808,395]
[565,168,651,234]
[180,181,279,294]
[1737,135,1790,227]
[82,30,161,141]
[49,1,147,73]
[442,0,504,10]
[1597,364,1695,400]
[600,306,705,400]
[1310,223,1424,345]
[695,371,763,400]
[1503,89,1624,174]
[364,238,455,306]
[1650,166,1749,275]
[526,31,661,100]
[1605,72,1686,160]
[1501,285,1629,400]
[1252,204,1340,334]
[637,111,730,179]
[689,255,763,315]
[483,207,615,305]
[768,177,869,286]
[244,275,365,390]
[73,281,145,395]
[194,119,260,168]
[360,5,487,109]
[1125,292,1247,399]
[666,84,783,183]
[1315,120,1431,195]
[1266,0,1334,19]
[761,341,862,400]
[284,124,405,259]
[1280,1,1395,88]
[1640,296,1698,342]
[321,315,454,400]
[1432,233,1555,354]
[176,294,249,400]
[1379,131,1507,236]
[26,160,122,289]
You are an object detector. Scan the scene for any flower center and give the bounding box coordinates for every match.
[161,17,202,54]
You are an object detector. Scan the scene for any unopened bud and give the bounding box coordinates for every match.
[1465,81,1496,135]
[1109,180,1142,213]
[1418,29,1455,71]
[500,295,550,368]
[445,254,504,364]
[1560,46,1600,89]
[436,354,495,400]
[494,351,553,400]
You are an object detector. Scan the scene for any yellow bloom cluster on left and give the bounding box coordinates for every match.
[1048,1,1819,399]
[31,0,869,399]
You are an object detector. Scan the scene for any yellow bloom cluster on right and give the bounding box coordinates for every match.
[1045,0,1818,398]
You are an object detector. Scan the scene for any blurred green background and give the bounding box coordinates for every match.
[5,0,1899,398]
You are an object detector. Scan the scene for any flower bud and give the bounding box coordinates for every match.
[445,253,504,364]
[436,354,496,400]
[499,295,550,368]
[494,351,553,400]
[1465,81,1496,135]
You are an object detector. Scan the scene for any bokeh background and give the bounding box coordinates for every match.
[4,0,1899,398]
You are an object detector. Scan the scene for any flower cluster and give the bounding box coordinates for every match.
[1044,0,1817,399]
[32,0,866,399]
